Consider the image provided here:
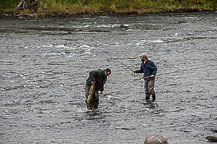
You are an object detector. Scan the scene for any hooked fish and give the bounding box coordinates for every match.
[87,84,95,104]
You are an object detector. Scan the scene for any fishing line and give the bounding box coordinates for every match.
[157,64,217,77]
[134,64,217,80]
[130,63,217,80]
[111,57,217,80]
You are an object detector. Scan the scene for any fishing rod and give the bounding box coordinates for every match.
[118,60,135,72]
[112,57,154,80]
[114,58,144,79]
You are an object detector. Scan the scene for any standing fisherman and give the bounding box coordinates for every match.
[133,53,157,102]
[85,68,111,109]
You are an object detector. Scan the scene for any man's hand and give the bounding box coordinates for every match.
[150,75,155,78]
[91,81,95,84]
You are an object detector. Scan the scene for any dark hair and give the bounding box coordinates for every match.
[104,68,111,74]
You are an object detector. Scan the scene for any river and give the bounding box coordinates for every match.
[0,12,217,144]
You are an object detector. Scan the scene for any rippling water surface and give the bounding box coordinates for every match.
[0,12,217,144]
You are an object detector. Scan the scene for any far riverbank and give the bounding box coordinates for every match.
[0,0,216,18]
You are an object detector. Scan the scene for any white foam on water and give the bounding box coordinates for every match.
[96,24,120,28]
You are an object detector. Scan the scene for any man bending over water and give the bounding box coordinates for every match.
[85,68,111,109]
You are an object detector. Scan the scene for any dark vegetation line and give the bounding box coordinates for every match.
[0,0,216,17]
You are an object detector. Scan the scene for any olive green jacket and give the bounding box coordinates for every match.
[86,69,107,91]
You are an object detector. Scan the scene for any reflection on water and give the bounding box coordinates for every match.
[143,102,158,109]
[0,12,217,144]
[85,109,106,120]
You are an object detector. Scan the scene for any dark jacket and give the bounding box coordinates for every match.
[135,59,157,80]
[86,69,107,91]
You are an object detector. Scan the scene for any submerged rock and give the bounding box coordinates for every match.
[211,129,217,133]
[145,134,168,144]
[120,24,129,30]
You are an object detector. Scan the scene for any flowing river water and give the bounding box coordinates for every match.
[0,12,217,144]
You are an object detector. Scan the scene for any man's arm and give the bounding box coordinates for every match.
[133,64,143,73]
[89,71,96,84]
[149,61,157,76]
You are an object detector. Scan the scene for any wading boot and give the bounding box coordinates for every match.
[152,94,156,102]
[146,95,151,102]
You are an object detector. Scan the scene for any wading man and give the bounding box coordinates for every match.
[85,68,111,109]
[133,53,157,102]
